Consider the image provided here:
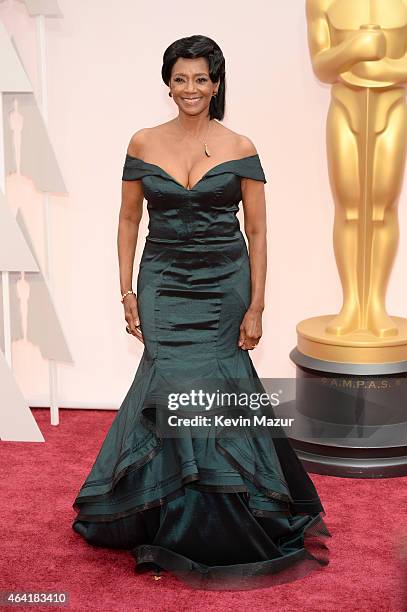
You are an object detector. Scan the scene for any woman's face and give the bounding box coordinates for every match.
[169,57,219,116]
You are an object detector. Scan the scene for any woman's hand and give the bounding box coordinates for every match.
[123,293,144,343]
[238,307,262,350]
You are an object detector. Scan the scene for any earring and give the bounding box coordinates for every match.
[168,91,172,97]
[212,92,217,97]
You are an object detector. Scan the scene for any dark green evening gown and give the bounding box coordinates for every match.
[72,152,331,590]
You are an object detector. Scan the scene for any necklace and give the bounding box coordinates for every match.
[176,117,212,157]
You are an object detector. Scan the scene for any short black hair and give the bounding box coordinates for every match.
[161,34,226,120]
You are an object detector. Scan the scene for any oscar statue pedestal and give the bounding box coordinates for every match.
[286,315,407,478]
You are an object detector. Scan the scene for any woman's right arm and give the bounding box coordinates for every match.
[117,132,146,343]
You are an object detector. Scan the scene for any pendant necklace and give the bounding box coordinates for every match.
[177,117,213,157]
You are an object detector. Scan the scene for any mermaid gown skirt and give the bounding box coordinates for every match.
[72,153,331,590]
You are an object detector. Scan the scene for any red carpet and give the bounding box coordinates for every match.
[1,408,406,612]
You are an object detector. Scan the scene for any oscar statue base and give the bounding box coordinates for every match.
[297,314,407,365]
[284,344,407,478]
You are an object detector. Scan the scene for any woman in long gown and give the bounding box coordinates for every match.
[72,34,331,590]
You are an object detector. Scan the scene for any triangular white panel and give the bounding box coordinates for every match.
[0,273,25,350]
[16,209,73,362]
[0,350,44,441]
[0,191,39,271]
[0,0,62,15]
[0,21,32,92]
[9,273,24,344]
[24,0,63,16]
[3,93,67,193]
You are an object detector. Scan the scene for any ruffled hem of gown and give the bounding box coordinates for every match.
[132,509,330,591]
[72,351,332,590]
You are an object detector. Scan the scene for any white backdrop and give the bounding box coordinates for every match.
[1,0,407,408]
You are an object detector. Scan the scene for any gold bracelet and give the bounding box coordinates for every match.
[121,289,134,303]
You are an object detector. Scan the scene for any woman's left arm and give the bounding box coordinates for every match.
[239,150,267,351]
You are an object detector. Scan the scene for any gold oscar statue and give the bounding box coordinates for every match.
[299,0,407,365]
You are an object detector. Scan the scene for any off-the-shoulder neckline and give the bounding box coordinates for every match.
[124,153,261,191]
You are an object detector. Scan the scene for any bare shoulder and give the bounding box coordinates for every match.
[213,122,258,157]
[126,128,151,157]
[235,134,258,157]
[126,120,176,156]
